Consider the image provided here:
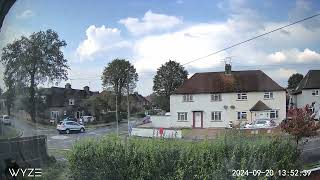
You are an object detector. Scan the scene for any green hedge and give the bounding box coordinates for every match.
[68,134,301,180]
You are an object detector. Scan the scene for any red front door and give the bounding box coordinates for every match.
[193,111,203,128]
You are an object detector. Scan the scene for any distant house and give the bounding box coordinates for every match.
[289,70,320,118]
[38,83,99,122]
[151,64,286,128]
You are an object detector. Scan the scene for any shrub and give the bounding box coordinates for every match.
[68,134,301,180]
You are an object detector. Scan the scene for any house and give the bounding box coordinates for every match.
[289,70,320,118]
[152,64,286,128]
[38,83,99,122]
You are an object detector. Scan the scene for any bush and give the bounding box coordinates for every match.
[68,134,301,180]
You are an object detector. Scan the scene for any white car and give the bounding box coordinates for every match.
[81,116,95,123]
[244,119,276,129]
[2,115,11,125]
[57,121,85,134]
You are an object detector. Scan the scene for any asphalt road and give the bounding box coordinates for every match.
[11,117,129,150]
[301,138,320,164]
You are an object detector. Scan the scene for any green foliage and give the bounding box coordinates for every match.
[68,135,301,180]
[287,73,303,89]
[101,59,138,118]
[153,60,188,111]
[1,29,69,121]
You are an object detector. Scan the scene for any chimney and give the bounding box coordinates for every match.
[65,83,71,89]
[84,86,90,93]
[225,63,232,75]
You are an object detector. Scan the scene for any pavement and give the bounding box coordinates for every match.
[301,137,320,164]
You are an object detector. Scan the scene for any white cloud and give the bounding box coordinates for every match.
[297,48,320,62]
[268,51,286,63]
[119,10,183,35]
[76,25,130,61]
[16,10,34,19]
[277,68,298,79]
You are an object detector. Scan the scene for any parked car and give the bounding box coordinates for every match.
[2,115,11,125]
[56,120,85,134]
[62,117,77,122]
[81,116,95,123]
[243,119,276,129]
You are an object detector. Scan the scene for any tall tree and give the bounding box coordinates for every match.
[3,75,15,116]
[153,60,188,111]
[288,73,303,89]
[101,59,138,121]
[0,29,69,122]
[280,107,320,145]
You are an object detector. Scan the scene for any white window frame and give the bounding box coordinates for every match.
[178,112,188,121]
[312,90,319,96]
[69,98,75,105]
[51,111,59,119]
[182,95,194,102]
[211,94,222,101]
[237,93,247,100]
[270,110,279,119]
[211,111,222,121]
[264,92,273,99]
[237,112,247,120]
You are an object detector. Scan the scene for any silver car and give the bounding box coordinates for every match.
[56,120,85,134]
[2,115,11,125]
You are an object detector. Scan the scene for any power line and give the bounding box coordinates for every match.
[182,13,320,66]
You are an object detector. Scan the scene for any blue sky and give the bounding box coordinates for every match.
[1,0,320,95]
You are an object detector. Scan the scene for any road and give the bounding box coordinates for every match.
[301,137,320,164]
[11,117,130,150]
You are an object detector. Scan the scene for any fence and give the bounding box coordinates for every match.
[0,135,49,177]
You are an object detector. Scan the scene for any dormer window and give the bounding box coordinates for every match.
[312,90,319,96]
[237,93,247,100]
[183,95,193,102]
[264,92,273,99]
[69,99,75,106]
[211,94,222,101]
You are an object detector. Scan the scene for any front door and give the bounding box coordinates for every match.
[193,111,203,128]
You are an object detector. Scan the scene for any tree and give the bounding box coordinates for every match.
[280,107,320,145]
[288,73,303,89]
[0,29,69,122]
[101,59,138,121]
[153,60,188,111]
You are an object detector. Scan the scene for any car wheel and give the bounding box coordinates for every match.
[66,129,70,134]
[80,128,85,133]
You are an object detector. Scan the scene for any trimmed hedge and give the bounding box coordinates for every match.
[68,134,301,180]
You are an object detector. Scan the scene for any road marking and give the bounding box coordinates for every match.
[303,146,320,152]
[51,135,70,140]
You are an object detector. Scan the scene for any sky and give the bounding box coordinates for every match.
[0,0,320,96]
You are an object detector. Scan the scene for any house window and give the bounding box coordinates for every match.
[237,93,247,100]
[211,111,222,121]
[237,112,247,120]
[69,99,75,105]
[264,92,273,99]
[270,110,279,119]
[51,111,59,119]
[183,95,193,102]
[178,112,188,121]
[211,94,222,101]
[312,90,319,96]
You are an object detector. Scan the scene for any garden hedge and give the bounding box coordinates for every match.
[68,133,301,180]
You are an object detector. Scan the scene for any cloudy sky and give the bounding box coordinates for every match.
[0,0,320,95]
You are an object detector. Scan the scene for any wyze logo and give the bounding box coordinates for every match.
[9,168,42,177]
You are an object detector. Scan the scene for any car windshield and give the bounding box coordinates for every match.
[1,1,319,179]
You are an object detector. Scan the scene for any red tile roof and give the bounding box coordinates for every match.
[174,70,284,94]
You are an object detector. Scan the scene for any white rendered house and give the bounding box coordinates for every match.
[289,70,320,119]
[151,64,286,128]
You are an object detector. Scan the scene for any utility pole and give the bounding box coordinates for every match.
[116,94,119,136]
[127,68,131,136]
